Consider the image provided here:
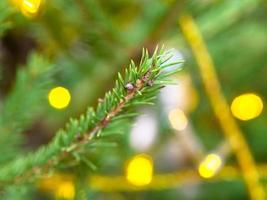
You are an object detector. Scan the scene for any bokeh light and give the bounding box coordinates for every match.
[48,86,71,109]
[126,154,153,186]
[55,181,75,200]
[231,93,263,121]
[168,108,188,131]
[198,153,222,179]
[129,111,157,151]
[21,0,42,17]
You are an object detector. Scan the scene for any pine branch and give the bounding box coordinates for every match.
[0,47,183,186]
[0,53,55,164]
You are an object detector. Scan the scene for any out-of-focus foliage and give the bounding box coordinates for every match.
[0,0,267,199]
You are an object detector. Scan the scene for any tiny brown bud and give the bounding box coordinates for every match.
[136,79,142,88]
[142,72,151,82]
[125,82,134,91]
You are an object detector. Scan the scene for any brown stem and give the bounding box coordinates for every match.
[10,67,154,185]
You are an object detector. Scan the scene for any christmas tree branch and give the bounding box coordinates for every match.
[0,53,54,164]
[0,47,183,186]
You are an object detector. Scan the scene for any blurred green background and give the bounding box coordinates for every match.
[1,0,267,199]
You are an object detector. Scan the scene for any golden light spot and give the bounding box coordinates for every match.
[48,86,71,109]
[55,181,75,200]
[168,108,188,131]
[198,154,222,179]
[231,93,263,121]
[21,0,42,17]
[126,154,153,186]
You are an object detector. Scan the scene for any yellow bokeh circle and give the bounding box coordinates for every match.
[55,181,75,200]
[198,153,222,179]
[48,86,71,109]
[231,93,263,121]
[126,154,153,186]
[168,108,188,131]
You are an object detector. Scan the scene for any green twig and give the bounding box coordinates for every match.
[0,47,183,186]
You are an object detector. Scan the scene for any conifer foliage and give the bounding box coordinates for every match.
[0,46,181,194]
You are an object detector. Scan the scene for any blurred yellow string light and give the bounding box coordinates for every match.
[39,164,267,192]
[168,108,188,131]
[48,86,71,109]
[198,154,222,179]
[55,181,75,200]
[179,14,265,200]
[231,93,263,121]
[20,0,42,17]
[126,154,153,186]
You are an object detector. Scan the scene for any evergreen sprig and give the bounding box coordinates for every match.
[0,53,54,164]
[0,47,183,186]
